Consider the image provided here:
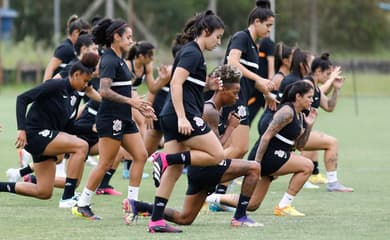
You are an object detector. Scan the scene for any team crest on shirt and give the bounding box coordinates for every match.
[112,119,122,132]
[70,95,77,106]
[274,150,287,159]
[237,105,247,118]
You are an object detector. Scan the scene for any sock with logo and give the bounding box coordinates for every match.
[77,187,95,207]
[0,182,16,193]
[326,171,338,183]
[215,184,228,194]
[166,151,191,165]
[99,169,116,188]
[278,192,295,208]
[233,194,250,219]
[151,196,168,221]
[127,186,139,200]
[62,177,77,200]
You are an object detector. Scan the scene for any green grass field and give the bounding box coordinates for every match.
[0,73,389,240]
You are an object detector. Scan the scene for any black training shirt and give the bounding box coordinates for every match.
[53,38,77,77]
[161,41,207,117]
[224,29,259,103]
[98,48,133,120]
[16,78,90,134]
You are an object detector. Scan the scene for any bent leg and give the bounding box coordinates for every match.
[15,160,56,199]
[223,125,250,159]
[164,191,208,225]
[303,131,338,171]
[273,153,314,196]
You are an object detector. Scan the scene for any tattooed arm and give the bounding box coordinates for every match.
[99,77,152,113]
[320,87,340,112]
[320,76,343,112]
[296,108,318,150]
[255,105,294,163]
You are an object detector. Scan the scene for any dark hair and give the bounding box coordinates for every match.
[91,16,102,26]
[311,52,332,73]
[67,14,91,35]
[171,40,184,58]
[280,80,314,104]
[274,42,293,73]
[127,41,155,60]
[210,64,242,87]
[256,0,271,9]
[92,18,129,47]
[290,48,310,79]
[248,6,275,26]
[70,52,99,75]
[74,34,94,56]
[174,10,224,45]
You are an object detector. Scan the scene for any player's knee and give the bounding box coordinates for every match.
[75,139,89,155]
[176,216,195,225]
[211,150,225,165]
[303,159,314,174]
[37,189,53,199]
[249,162,260,177]
[324,135,337,149]
[247,202,260,211]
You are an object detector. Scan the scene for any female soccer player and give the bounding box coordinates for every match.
[147,10,225,233]
[72,18,155,220]
[0,53,99,203]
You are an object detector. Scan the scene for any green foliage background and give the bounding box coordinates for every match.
[9,0,390,52]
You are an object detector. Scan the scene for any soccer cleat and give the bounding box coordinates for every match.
[6,168,21,182]
[303,181,320,189]
[327,181,354,192]
[152,152,168,188]
[122,198,138,225]
[59,195,79,208]
[274,205,305,216]
[231,216,264,227]
[18,149,32,167]
[209,202,235,212]
[122,198,150,225]
[96,185,122,195]
[148,219,182,233]
[72,205,102,220]
[309,173,328,184]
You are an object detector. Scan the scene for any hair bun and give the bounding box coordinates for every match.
[256,0,271,8]
[321,52,330,60]
[204,10,215,16]
[80,52,99,69]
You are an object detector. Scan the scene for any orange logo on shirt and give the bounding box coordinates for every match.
[259,52,266,58]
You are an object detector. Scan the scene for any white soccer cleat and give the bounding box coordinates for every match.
[6,168,21,182]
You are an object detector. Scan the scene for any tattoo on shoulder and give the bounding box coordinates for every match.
[268,106,294,133]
